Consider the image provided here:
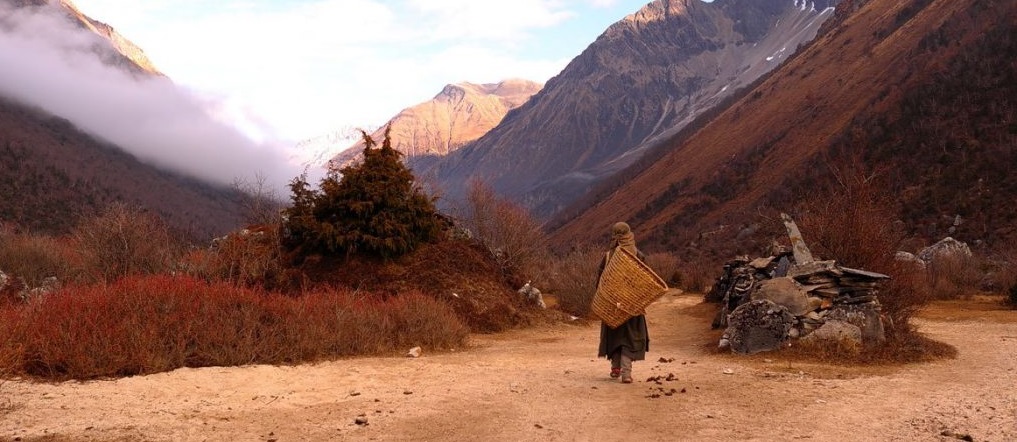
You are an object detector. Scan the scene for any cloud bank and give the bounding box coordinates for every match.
[0,3,303,192]
[68,0,646,142]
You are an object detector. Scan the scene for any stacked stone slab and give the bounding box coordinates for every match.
[717,258,889,354]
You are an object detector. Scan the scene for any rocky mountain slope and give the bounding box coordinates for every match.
[549,0,1017,257]
[418,0,838,216]
[3,0,160,75]
[321,79,542,169]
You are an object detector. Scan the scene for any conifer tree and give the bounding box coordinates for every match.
[282,126,444,260]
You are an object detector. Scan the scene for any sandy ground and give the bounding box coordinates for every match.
[1,292,1015,442]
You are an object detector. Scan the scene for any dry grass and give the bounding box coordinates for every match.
[674,258,718,293]
[922,253,984,300]
[776,332,958,365]
[0,275,467,381]
[182,224,284,289]
[644,252,679,286]
[0,231,78,288]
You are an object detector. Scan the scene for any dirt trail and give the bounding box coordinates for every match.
[2,292,1015,442]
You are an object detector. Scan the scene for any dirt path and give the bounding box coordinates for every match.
[2,292,1015,442]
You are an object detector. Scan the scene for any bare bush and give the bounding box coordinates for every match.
[795,163,930,338]
[232,172,284,226]
[0,231,78,287]
[675,259,718,293]
[533,246,603,316]
[184,225,284,288]
[0,275,468,380]
[461,179,549,277]
[924,252,983,299]
[72,203,178,282]
[644,252,679,286]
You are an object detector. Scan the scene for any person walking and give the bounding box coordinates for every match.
[596,222,649,384]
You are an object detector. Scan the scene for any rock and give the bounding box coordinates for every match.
[917,237,972,263]
[895,251,926,268]
[517,281,546,309]
[807,297,824,310]
[799,320,862,347]
[721,300,795,354]
[826,304,885,343]
[752,277,811,316]
[406,346,422,358]
[354,416,368,425]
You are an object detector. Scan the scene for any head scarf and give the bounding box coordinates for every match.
[610,222,637,256]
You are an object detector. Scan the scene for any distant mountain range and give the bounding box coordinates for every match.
[415,0,838,216]
[5,0,1013,258]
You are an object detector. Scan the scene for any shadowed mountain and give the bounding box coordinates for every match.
[417,0,838,216]
[548,0,1017,258]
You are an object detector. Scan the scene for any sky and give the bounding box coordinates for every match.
[1,0,656,194]
[70,0,652,144]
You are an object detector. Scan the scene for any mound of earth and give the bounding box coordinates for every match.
[294,238,548,332]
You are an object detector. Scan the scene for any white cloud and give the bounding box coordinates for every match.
[0,3,301,192]
[63,0,650,145]
[404,0,574,42]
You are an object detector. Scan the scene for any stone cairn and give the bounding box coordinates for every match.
[710,214,889,354]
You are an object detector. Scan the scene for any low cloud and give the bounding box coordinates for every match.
[0,3,303,193]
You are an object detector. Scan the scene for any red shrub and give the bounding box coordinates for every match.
[0,275,467,380]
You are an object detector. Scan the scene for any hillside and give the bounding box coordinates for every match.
[419,0,838,216]
[0,0,246,238]
[549,0,1017,258]
[326,79,542,169]
[0,98,245,238]
[2,0,161,76]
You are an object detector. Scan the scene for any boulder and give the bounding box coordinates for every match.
[751,277,811,316]
[826,303,885,343]
[517,282,546,309]
[799,320,863,347]
[917,237,972,263]
[720,300,795,355]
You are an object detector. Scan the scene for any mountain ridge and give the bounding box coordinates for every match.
[416,0,838,216]
[548,0,1017,257]
[324,79,541,169]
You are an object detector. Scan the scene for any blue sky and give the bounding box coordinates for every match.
[71,0,652,144]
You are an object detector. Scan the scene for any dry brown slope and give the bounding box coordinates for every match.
[549,0,1003,249]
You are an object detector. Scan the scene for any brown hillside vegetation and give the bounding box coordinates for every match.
[550,0,1017,257]
[2,293,1014,441]
[0,98,245,238]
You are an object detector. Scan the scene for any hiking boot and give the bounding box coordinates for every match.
[621,374,633,384]
[610,368,621,378]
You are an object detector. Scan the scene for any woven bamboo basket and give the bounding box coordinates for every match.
[591,247,668,328]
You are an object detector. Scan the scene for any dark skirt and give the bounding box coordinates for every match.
[598,314,649,361]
